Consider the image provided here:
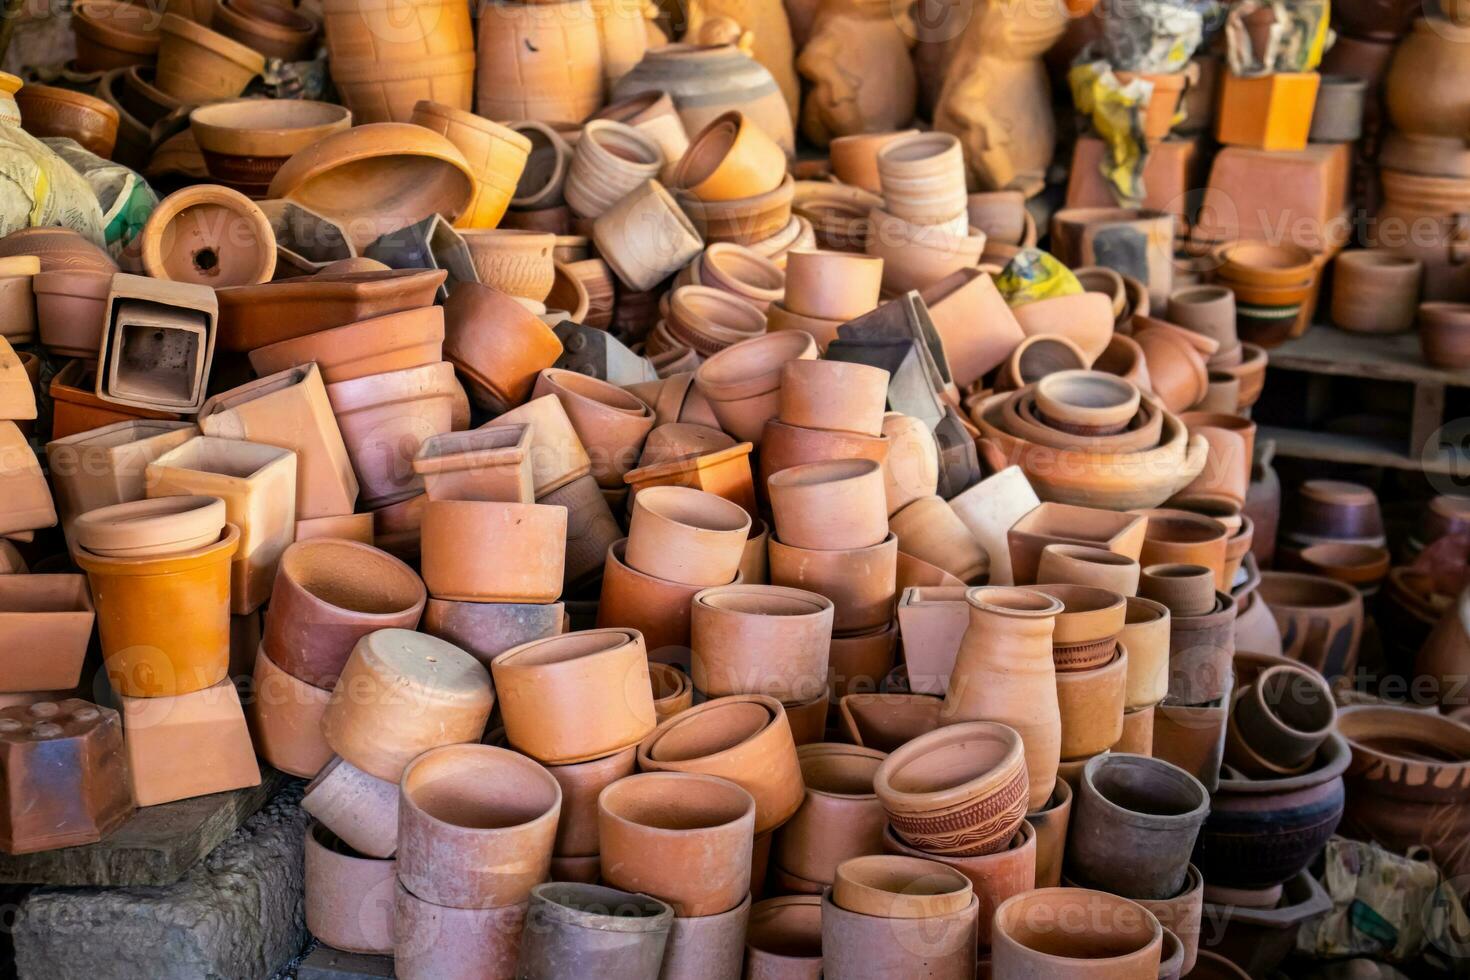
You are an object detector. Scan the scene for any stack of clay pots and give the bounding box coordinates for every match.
[822,854,979,977]
[324,0,473,123]
[867,132,986,293]
[1210,242,1322,349]
[72,496,259,806]
[769,249,883,349]
[671,110,793,249]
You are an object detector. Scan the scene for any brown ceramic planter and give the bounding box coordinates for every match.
[768,458,887,551]
[1024,779,1071,889]
[537,472,621,593]
[320,628,493,782]
[495,393,593,496]
[837,693,941,751]
[118,678,262,806]
[412,424,533,504]
[419,499,566,602]
[545,744,636,858]
[155,14,265,104]
[1257,571,1364,681]
[991,887,1163,978]
[597,771,755,916]
[691,584,834,702]
[1166,590,1236,705]
[821,888,977,979]
[247,646,333,778]
[393,882,527,980]
[1121,596,1171,709]
[828,621,898,699]
[637,693,804,835]
[1137,509,1230,591]
[595,538,731,659]
[745,894,823,978]
[214,0,317,59]
[694,329,819,444]
[874,721,1029,856]
[879,412,938,516]
[263,538,426,689]
[301,756,400,859]
[894,586,969,695]
[491,628,656,765]
[517,882,675,979]
[592,178,704,291]
[15,84,119,157]
[441,281,563,412]
[533,368,655,489]
[1055,646,1129,759]
[830,853,972,919]
[768,532,898,634]
[325,361,459,508]
[774,743,887,885]
[625,485,751,586]
[398,743,560,909]
[247,306,443,386]
[782,249,883,321]
[1228,663,1335,774]
[0,575,95,694]
[304,822,395,955]
[758,419,890,496]
[421,599,563,673]
[216,268,445,352]
[72,0,160,70]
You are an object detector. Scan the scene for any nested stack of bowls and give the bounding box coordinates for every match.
[1029,583,1130,767]
[867,132,986,294]
[671,110,793,248]
[1213,241,1321,348]
[971,371,1209,511]
[822,854,980,977]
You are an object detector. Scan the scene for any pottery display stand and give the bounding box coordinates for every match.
[1253,325,1470,476]
[0,768,289,886]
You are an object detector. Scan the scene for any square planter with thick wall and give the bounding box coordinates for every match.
[95,274,218,413]
[119,676,261,806]
[198,363,359,521]
[1215,72,1322,152]
[147,436,297,614]
[0,574,96,693]
[412,423,534,503]
[49,359,183,442]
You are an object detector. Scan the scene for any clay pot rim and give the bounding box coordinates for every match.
[1002,333,1088,388]
[702,242,785,300]
[1170,284,1233,306]
[325,360,457,413]
[580,117,662,167]
[73,495,227,556]
[992,886,1163,964]
[1297,541,1390,577]
[767,530,897,563]
[1338,703,1470,772]
[596,770,756,838]
[1142,561,1213,581]
[1139,508,1227,545]
[592,89,673,124]
[767,456,880,490]
[1027,583,1128,639]
[965,585,1065,618]
[1215,728,1350,793]
[830,855,974,919]
[528,882,674,932]
[509,120,571,208]
[693,583,833,619]
[276,537,426,620]
[621,441,753,488]
[400,742,562,833]
[1247,664,1337,740]
[74,0,161,42]
[875,130,960,167]
[410,98,531,155]
[637,692,783,767]
[159,13,266,71]
[539,366,652,419]
[1026,774,1072,818]
[1124,595,1170,628]
[1335,249,1421,272]
[631,484,752,537]
[492,627,639,673]
[1041,543,1137,569]
[1081,753,1209,827]
[695,330,817,399]
[648,661,691,706]
[1256,570,1360,612]
[17,83,121,123]
[795,741,886,798]
[75,522,240,573]
[412,422,529,474]
[873,720,1025,812]
[190,99,351,154]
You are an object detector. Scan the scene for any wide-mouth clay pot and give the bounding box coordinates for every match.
[1037,543,1141,596]
[625,484,751,586]
[300,756,400,859]
[398,743,561,909]
[694,329,818,443]
[831,854,973,919]
[597,770,756,917]
[190,100,350,197]
[14,84,120,158]
[637,693,804,835]
[1139,562,1217,618]
[73,494,226,558]
[1026,583,1128,672]
[768,531,899,634]
[690,584,834,702]
[1033,370,1141,435]
[1255,571,1363,681]
[215,268,446,351]
[672,110,787,203]
[874,131,968,226]
[767,457,888,552]
[991,887,1163,977]
[411,423,533,504]
[777,358,890,438]
[695,241,785,312]
[303,821,395,955]
[533,368,654,489]
[72,0,161,71]
[774,741,888,883]
[518,882,675,979]
[782,249,884,321]
[491,628,656,765]
[873,721,1030,858]
[745,894,823,976]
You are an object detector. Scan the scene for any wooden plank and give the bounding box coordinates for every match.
[1259,424,1470,477]
[1410,381,1447,462]
[1267,326,1470,387]
[0,768,291,887]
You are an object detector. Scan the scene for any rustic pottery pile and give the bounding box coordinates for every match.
[0,0,1467,975]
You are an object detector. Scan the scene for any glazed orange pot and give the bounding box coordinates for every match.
[76,525,239,698]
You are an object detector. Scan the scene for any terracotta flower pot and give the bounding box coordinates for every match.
[1037,543,1140,596]
[393,882,527,980]
[888,495,991,585]
[1138,563,1216,619]
[190,99,351,198]
[591,179,704,292]
[865,207,985,294]
[408,100,531,230]
[695,330,818,444]
[597,771,755,916]
[874,131,967,226]
[1331,250,1422,334]
[396,742,560,911]
[1010,292,1115,366]
[877,413,937,517]
[772,742,886,885]
[155,14,265,103]
[691,584,834,702]
[768,458,887,551]
[593,91,689,182]
[874,720,1029,856]
[759,419,891,499]
[517,882,674,980]
[14,84,119,158]
[1024,779,1070,888]
[533,368,655,490]
[942,587,1065,810]
[658,893,750,980]
[677,173,795,246]
[650,661,694,720]
[782,249,883,321]
[777,359,889,437]
[301,756,400,859]
[494,393,593,496]
[247,647,333,777]
[991,887,1163,978]
[828,620,898,698]
[821,886,977,980]
[1137,508,1230,591]
[76,524,238,698]
[1257,571,1363,681]
[320,628,494,782]
[304,822,395,955]
[475,0,603,125]
[1032,370,1140,436]
[637,693,804,835]
[596,538,730,659]
[419,499,566,602]
[136,183,275,287]
[263,538,426,689]
[1055,646,1129,759]
[745,894,823,977]
[491,628,656,765]
[673,110,787,203]
[768,532,898,634]
[1133,321,1210,413]
[412,424,533,504]
[542,745,635,861]
[623,486,750,589]
[71,0,161,70]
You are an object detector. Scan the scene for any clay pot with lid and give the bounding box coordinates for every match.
[992,887,1163,978]
[691,584,833,702]
[1068,753,1209,900]
[767,457,887,551]
[1257,571,1363,681]
[625,485,751,586]
[636,693,804,835]
[777,359,890,437]
[491,628,656,765]
[73,495,226,558]
[1037,543,1140,596]
[320,628,493,783]
[874,721,1029,856]
[304,822,395,955]
[773,742,887,884]
[695,329,818,444]
[262,538,426,689]
[397,743,560,909]
[13,84,119,157]
[782,249,883,321]
[155,14,265,103]
[597,771,755,917]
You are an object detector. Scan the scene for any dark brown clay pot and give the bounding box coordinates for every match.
[1256,572,1363,682]
[658,893,750,980]
[516,882,674,980]
[393,882,527,980]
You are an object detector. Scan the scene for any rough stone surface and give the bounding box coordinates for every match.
[13,786,309,980]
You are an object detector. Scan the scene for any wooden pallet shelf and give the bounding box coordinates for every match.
[1258,325,1470,477]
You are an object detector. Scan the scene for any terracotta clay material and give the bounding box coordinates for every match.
[1025,779,1071,889]
[216,268,445,352]
[118,677,262,805]
[491,628,656,765]
[412,424,534,504]
[0,575,96,694]
[1054,645,1129,759]
[263,538,426,689]
[73,495,226,559]
[991,887,1163,978]
[1139,563,1217,619]
[597,771,755,917]
[516,882,674,980]
[320,628,493,783]
[768,532,898,634]
[759,419,891,497]
[393,882,527,980]
[1017,584,1129,674]
[745,894,823,977]
[625,485,751,586]
[546,744,636,858]
[190,100,351,198]
[1257,571,1364,681]
[821,886,978,979]
[397,743,561,909]
[301,756,400,859]
[782,249,884,321]
[14,84,119,157]
[533,368,655,489]
[777,359,890,437]
[1229,663,1336,774]
[247,646,334,778]
[419,499,567,603]
[637,693,804,835]
[672,110,787,202]
[774,742,887,885]
[71,0,160,70]
[694,329,819,444]
[690,584,834,702]
[442,281,563,412]
[767,458,888,551]
[1037,543,1140,596]
[304,822,395,955]
[649,662,693,720]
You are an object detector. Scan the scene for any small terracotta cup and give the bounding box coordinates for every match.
[1138,563,1217,618]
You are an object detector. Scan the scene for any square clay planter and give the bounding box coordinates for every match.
[96,274,218,413]
[1006,502,1148,586]
[119,677,262,806]
[147,436,298,614]
[895,586,970,696]
[0,574,96,693]
[412,423,534,503]
[46,419,198,554]
[198,363,359,520]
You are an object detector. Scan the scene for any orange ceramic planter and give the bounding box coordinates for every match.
[1216,71,1321,152]
[76,525,239,698]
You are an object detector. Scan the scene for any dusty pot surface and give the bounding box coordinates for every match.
[767,457,888,551]
[517,882,674,980]
[821,887,978,980]
[625,485,751,586]
[991,887,1162,978]
[419,499,567,602]
[303,821,395,955]
[1067,753,1210,900]
[745,893,824,978]
[774,742,887,884]
[73,494,226,558]
[392,882,527,980]
[300,756,399,860]
[397,743,560,910]
[690,583,833,702]
[597,770,755,917]
[830,854,973,918]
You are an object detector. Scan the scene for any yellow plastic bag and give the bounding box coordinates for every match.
[997,248,1083,307]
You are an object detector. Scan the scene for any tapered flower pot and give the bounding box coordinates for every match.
[546,745,636,858]
[118,677,262,805]
[442,281,563,413]
[694,330,818,444]
[691,584,834,702]
[777,359,890,436]
[888,495,991,584]
[637,693,804,835]
[0,575,95,694]
[991,887,1163,978]
[262,539,426,689]
[625,485,751,586]
[774,743,887,885]
[398,743,561,909]
[495,393,593,497]
[325,361,459,508]
[533,368,655,489]
[420,499,567,602]
[768,458,890,552]
[412,424,534,503]
[768,532,898,634]
[393,881,527,980]
[248,647,333,777]
[320,628,493,782]
[304,822,395,955]
[491,628,656,765]
[822,887,977,980]
[597,771,755,916]
[301,756,400,860]
[1055,646,1128,759]
[516,882,674,980]
[1036,543,1140,596]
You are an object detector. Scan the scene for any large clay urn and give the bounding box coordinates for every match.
[1385,18,1470,141]
[942,586,1064,810]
